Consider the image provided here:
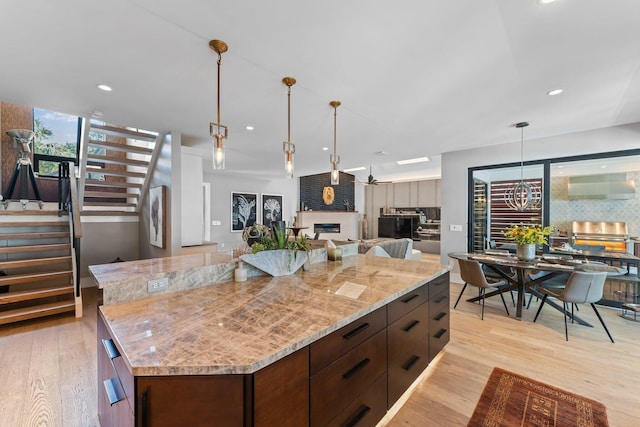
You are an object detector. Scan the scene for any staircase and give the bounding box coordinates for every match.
[78,123,163,215]
[0,213,79,325]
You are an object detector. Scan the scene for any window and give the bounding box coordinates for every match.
[33,108,82,177]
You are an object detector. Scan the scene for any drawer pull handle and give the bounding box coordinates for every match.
[103,378,125,406]
[434,328,447,339]
[434,295,448,304]
[402,355,421,371]
[401,293,420,304]
[343,322,370,340]
[345,405,371,427]
[102,338,120,360]
[433,312,447,321]
[343,358,371,379]
[402,319,420,332]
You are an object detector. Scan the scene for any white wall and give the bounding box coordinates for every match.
[440,122,640,265]
[205,172,299,252]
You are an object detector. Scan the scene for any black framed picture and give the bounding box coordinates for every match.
[231,192,258,232]
[261,194,283,227]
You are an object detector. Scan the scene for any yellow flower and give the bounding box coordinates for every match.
[503,224,554,245]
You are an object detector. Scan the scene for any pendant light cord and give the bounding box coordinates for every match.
[216,52,222,134]
[287,85,291,142]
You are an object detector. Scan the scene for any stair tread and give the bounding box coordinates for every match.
[0,232,70,240]
[90,124,158,142]
[0,301,76,325]
[0,285,74,305]
[83,202,137,207]
[0,221,67,227]
[0,270,73,285]
[0,243,71,254]
[0,256,72,269]
[85,169,146,179]
[84,191,139,199]
[80,210,138,216]
[86,154,150,167]
[88,139,153,154]
[84,180,142,189]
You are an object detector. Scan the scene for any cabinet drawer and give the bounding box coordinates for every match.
[310,330,387,427]
[387,284,428,324]
[310,306,386,374]
[429,326,450,361]
[388,302,429,407]
[428,272,449,301]
[326,372,387,427]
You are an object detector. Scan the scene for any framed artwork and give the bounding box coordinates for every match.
[150,185,166,248]
[261,194,283,227]
[231,192,258,232]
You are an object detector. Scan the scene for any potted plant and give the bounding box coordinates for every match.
[503,223,554,261]
[242,223,270,247]
[240,222,311,276]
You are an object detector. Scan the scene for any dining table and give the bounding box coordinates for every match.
[448,251,627,326]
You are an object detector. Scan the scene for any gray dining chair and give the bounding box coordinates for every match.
[454,258,511,320]
[533,270,614,342]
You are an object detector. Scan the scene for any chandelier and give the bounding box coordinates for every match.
[504,122,541,210]
[329,100,341,185]
[209,39,228,170]
[282,77,296,178]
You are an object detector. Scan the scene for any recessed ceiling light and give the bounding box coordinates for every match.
[96,84,112,92]
[397,156,431,165]
[538,0,556,4]
[601,165,607,168]
[376,151,389,156]
[343,166,366,172]
[322,147,329,151]
[547,89,563,96]
[245,125,254,131]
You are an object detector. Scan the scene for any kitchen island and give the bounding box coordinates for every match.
[94,254,451,426]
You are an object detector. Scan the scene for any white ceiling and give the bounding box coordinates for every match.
[2,0,640,183]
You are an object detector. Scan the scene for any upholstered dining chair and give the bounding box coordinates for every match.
[533,270,614,343]
[454,258,511,320]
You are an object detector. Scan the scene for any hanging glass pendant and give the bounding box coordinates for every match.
[504,122,541,211]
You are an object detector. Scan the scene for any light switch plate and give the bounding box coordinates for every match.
[450,224,463,232]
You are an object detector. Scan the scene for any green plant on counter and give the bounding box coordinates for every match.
[251,223,311,255]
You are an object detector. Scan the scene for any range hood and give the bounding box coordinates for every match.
[567,173,636,200]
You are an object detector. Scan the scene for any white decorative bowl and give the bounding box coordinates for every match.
[240,249,308,277]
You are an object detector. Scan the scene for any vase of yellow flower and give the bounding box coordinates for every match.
[503,223,554,261]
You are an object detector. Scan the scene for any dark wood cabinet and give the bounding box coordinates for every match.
[428,272,450,361]
[387,300,429,407]
[253,347,309,427]
[310,306,386,375]
[326,372,388,427]
[310,330,387,426]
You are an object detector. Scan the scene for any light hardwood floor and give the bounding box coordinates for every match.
[1,269,639,426]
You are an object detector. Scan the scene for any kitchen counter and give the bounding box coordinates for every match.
[99,254,450,376]
[97,253,451,426]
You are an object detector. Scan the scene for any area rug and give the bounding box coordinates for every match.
[468,367,609,427]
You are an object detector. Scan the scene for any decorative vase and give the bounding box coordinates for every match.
[240,249,308,277]
[516,244,536,261]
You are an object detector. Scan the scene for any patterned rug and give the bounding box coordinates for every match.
[468,367,609,427]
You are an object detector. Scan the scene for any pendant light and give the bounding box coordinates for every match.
[329,100,341,185]
[282,77,296,178]
[504,122,541,210]
[209,39,228,170]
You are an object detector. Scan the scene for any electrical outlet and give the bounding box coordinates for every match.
[147,277,169,293]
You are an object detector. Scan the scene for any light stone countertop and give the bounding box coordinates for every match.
[99,254,451,377]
